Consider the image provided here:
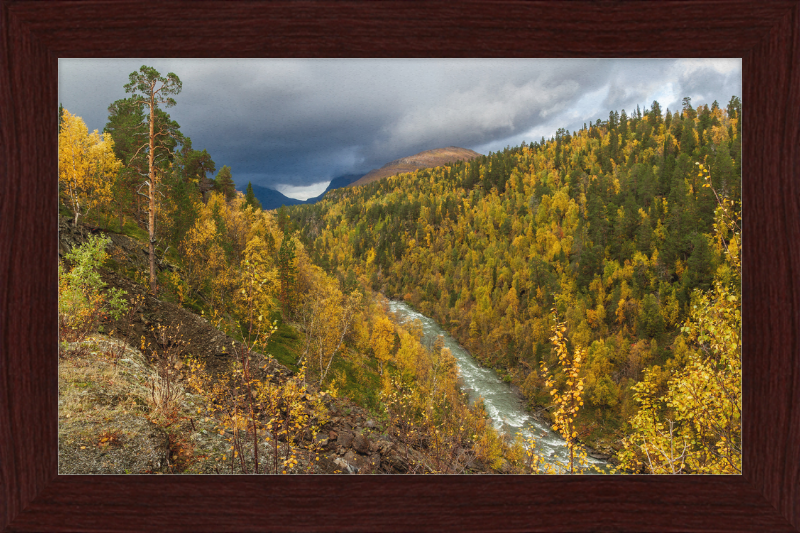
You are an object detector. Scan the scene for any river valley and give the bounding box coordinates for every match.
[387,300,607,472]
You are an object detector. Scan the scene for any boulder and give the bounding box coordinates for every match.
[352,432,370,454]
[368,453,381,471]
[334,457,358,474]
[337,430,354,448]
[377,439,394,455]
[343,450,357,464]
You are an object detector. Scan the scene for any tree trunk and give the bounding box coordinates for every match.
[148,91,157,295]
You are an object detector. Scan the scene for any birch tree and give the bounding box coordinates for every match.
[58,110,120,225]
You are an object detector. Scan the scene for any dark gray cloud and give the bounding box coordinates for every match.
[59,58,741,199]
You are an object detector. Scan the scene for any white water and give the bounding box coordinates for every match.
[387,300,607,472]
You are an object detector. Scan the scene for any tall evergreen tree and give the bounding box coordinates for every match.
[215,165,236,201]
[245,181,262,210]
[649,100,662,126]
[123,65,183,294]
[681,117,697,155]
[682,96,696,120]
[105,96,185,232]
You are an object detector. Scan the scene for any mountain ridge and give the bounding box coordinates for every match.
[243,146,482,210]
[243,174,364,211]
[348,146,482,188]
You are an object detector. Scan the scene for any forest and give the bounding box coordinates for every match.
[58,65,741,474]
[288,94,742,474]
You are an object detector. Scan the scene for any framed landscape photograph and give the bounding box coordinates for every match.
[3,1,799,531]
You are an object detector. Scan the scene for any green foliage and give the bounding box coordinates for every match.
[277,228,298,316]
[59,234,128,343]
[618,165,741,474]
[638,293,664,338]
[245,182,262,210]
[214,165,236,201]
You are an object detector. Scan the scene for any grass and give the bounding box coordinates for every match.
[262,323,303,371]
[59,336,153,442]
[328,353,383,414]
[117,220,149,242]
[58,334,245,474]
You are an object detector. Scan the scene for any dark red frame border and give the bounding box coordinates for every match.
[2,1,798,531]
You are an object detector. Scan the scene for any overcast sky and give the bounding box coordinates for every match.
[59,58,741,200]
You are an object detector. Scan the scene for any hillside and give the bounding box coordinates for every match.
[57,217,501,475]
[242,145,482,210]
[289,98,742,473]
[348,146,482,187]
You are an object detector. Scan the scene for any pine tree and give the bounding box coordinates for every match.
[215,165,236,201]
[277,227,297,317]
[245,181,262,210]
[122,65,183,294]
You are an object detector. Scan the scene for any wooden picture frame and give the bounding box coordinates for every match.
[2,1,798,531]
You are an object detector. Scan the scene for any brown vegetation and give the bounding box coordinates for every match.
[348,146,482,187]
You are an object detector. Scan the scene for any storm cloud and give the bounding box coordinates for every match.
[59,58,741,199]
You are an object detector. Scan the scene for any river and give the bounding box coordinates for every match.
[387,299,607,472]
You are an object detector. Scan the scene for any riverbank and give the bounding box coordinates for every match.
[385,299,612,470]
[507,381,616,463]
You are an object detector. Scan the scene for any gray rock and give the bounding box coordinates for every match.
[368,453,381,471]
[333,457,358,474]
[377,440,394,455]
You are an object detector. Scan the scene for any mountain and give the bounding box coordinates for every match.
[248,184,306,210]
[245,145,482,210]
[243,174,364,210]
[348,146,482,188]
[304,174,363,203]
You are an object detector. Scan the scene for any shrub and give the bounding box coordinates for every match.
[59,233,128,346]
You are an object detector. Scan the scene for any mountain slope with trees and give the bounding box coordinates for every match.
[288,96,742,471]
